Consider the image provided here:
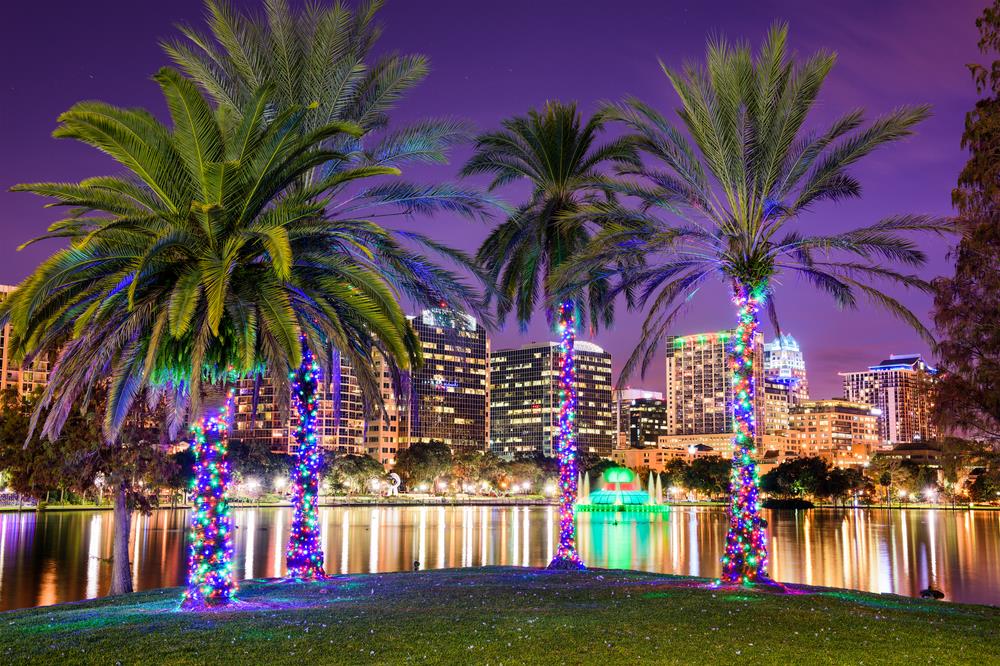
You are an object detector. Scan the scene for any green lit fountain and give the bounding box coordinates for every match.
[576,466,669,514]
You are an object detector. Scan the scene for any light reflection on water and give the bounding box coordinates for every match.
[0,505,998,610]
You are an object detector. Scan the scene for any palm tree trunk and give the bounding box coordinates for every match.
[286,343,326,579]
[182,387,237,608]
[547,300,585,570]
[108,480,133,596]
[720,281,770,584]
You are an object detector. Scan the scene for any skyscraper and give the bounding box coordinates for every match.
[613,388,664,449]
[231,352,366,455]
[627,398,669,448]
[0,285,53,398]
[490,340,614,458]
[763,334,809,402]
[840,354,938,445]
[664,330,764,447]
[762,378,792,436]
[398,309,489,452]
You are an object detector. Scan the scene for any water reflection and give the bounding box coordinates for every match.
[1,506,999,610]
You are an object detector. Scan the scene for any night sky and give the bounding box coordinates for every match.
[0,0,985,398]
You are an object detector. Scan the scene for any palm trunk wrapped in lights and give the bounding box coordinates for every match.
[183,393,237,608]
[285,343,326,579]
[721,282,769,584]
[548,300,585,570]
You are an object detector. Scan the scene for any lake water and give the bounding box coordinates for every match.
[1,505,998,610]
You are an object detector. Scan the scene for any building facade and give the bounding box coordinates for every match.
[613,388,665,449]
[397,310,489,453]
[231,352,366,455]
[664,329,764,443]
[0,285,52,398]
[626,398,668,448]
[763,334,809,402]
[787,398,881,468]
[490,340,614,458]
[364,351,407,467]
[839,354,937,446]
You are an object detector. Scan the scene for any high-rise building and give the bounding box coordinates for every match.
[613,388,664,449]
[664,329,764,444]
[0,285,53,398]
[364,351,407,467]
[626,398,668,447]
[763,334,809,402]
[397,310,489,452]
[788,398,881,468]
[490,340,614,458]
[231,352,366,455]
[840,354,938,445]
[762,378,793,436]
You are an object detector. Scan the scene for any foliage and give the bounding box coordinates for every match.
[2,69,429,443]
[0,388,173,509]
[450,449,504,488]
[166,0,492,347]
[932,0,1000,441]
[463,102,637,329]
[659,458,689,489]
[228,439,289,485]
[762,457,871,501]
[393,441,453,490]
[556,23,947,383]
[681,456,730,498]
[761,457,831,498]
[969,469,1000,502]
[325,453,385,495]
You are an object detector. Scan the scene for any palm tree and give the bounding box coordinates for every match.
[461,102,638,569]
[2,68,427,606]
[165,0,491,580]
[557,25,948,584]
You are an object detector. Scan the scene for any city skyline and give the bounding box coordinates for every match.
[0,0,983,399]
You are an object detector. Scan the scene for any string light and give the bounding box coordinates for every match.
[549,301,585,570]
[286,343,326,580]
[720,282,769,585]
[183,393,237,608]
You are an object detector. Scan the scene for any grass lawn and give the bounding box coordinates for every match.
[2,567,997,665]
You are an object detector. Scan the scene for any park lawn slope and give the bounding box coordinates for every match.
[1,567,997,665]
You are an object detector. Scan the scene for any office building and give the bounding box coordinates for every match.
[763,334,809,402]
[613,388,665,449]
[787,398,881,468]
[490,340,614,458]
[840,354,938,445]
[762,378,793,436]
[397,309,489,452]
[626,398,668,447]
[664,329,764,442]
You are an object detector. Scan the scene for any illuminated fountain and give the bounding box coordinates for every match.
[576,467,669,515]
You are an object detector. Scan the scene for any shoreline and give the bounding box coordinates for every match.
[4,498,999,513]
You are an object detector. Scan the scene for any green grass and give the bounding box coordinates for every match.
[2,567,997,665]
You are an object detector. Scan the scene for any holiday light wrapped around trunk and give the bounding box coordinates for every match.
[548,300,585,570]
[721,282,769,584]
[183,394,237,607]
[286,343,327,579]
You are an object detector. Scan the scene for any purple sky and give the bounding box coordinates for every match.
[0,0,985,398]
